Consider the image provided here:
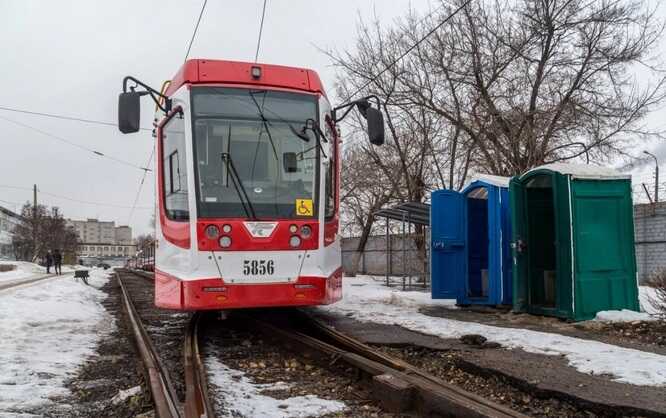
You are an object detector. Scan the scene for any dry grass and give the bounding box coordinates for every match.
[648,269,666,319]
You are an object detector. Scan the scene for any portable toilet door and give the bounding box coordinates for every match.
[431,190,465,300]
[510,163,639,321]
[431,175,512,305]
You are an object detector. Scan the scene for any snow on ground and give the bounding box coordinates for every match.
[0,261,46,282]
[205,353,346,418]
[594,309,655,322]
[0,268,113,416]
[320,276,666,387]
[593,286,662,322]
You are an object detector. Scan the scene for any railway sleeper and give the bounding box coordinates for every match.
[246,315,526,418]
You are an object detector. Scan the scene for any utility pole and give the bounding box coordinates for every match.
[33,184,38,262]
[644,151,659,202]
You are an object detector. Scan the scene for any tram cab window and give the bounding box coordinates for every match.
[324,117,335,220]
[162,112,189,221]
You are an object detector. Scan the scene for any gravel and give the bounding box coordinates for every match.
[376,344,647,418]
[201,315,413,418]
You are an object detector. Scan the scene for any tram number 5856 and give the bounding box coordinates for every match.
[243,260,275,275]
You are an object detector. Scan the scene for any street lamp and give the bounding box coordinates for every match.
[644,150,659,202]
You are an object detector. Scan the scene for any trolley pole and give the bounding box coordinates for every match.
[644,151,659,202]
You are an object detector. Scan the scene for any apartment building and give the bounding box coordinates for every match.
[0,206,24,258]
[68,218,136,258]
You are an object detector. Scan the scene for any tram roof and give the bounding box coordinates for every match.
[165,59,326,97]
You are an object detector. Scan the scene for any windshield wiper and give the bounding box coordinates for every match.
[290,118,328,159]
[248,90,279,162]
[221,152,258,220]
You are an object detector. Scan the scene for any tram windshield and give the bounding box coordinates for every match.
[191,87,319,219]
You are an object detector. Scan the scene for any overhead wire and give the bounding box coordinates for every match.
[184,0,208,62]
[0,184,151,210]
[127,147,156,224]
[254,0,268,62]
[0,114,151,173]
[0,105,152,131]
[343,0,472,101]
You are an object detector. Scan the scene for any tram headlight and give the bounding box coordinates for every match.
[219,236,232,248]
[300,225,312,238]
[289,235,301,248]
[205,225,220,239]
[222,224,232,233]
[289,224,298,233]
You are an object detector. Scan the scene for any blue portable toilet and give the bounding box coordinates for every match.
[431,175,512,305]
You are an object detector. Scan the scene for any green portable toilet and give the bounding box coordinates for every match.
[510,163,639,321]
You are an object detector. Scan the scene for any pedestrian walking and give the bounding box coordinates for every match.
[45,250,53,274]
[53,249,63,275]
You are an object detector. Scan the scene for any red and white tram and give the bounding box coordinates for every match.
[118,59,383,310]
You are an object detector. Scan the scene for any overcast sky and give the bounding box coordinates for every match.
[0,0,664,237]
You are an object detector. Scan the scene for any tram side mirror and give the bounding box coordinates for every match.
[283,152,298,173]
[118,92,142,134]
[364,106,385,146]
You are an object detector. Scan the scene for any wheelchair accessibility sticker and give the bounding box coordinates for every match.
[296,199,313,216]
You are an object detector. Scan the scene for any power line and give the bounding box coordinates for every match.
[127,147,156,225]
[344,0,472,101]
[254,0,268,62]
[0,114,151,173]
[0,105,152,131]
[184,0,208,62]
[0,184,152,210]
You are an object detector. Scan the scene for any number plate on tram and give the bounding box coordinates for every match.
[242,259,275,276]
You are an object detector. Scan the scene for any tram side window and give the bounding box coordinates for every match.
[324,120,336,220]
[162,112,189,221]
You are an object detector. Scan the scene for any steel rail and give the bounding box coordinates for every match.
[117,274,182,418]
[247,312,528,418]
[184,312,215,418]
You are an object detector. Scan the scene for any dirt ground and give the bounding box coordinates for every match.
[202,314,413,418]
[313,311,666,417]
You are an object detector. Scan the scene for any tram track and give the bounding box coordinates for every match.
[117,270,213,418]
[119,268,628,418]
[244,309,529,418]
[119,267,528,417]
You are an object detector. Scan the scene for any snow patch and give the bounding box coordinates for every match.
[111,385,142,405]
[639,286,662,315]
[594,286,662,322]
[320,276,666,387]
[345,276,457,309]
[0,261,46,282]
[205,355,346,418]
[0,269,113,414]
[594,309,655,322]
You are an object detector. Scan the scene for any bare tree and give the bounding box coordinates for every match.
[12,203,79,262]
[399,0,666,174]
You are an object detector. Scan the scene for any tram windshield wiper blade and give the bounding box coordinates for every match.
[248,90,279,162]
[221,152,258,220]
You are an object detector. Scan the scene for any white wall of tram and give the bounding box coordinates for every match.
[153,87,342,282]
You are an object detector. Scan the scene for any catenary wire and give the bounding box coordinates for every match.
[254,0,268,62]
[0,184,151,210]
[0,105,152,131]
[343,0,472,101]
[127,147,156,224]
[0,114,151,173]
[184,0,208,62]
